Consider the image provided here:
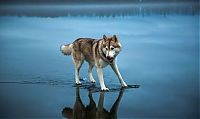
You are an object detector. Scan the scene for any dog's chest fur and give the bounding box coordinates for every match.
[98,59,109,68]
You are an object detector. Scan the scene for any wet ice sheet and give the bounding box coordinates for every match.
[0,15,199,118]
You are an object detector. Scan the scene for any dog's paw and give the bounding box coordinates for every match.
[89,77,96,83]
[91,80,96,83]
[75,81,82,85]
[121,83,128,88]
[101,87,109,92]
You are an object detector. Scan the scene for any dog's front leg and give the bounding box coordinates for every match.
[97,68,109,91]
[110,61,127,88]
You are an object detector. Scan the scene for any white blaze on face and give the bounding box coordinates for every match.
[102,46,109,57]
[107,46,117,58]
[103,45,120,59]
[105,50,109,57]
[108,50,115,58]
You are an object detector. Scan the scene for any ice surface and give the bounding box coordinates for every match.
[0,15,199,118]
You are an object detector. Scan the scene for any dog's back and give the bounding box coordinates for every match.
[61,38,99,63]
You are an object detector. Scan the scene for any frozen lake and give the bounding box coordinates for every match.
[0,14,199,118]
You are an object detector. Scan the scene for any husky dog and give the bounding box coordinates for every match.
[60,35,127,91]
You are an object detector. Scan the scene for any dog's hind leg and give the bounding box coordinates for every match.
[88,64,96,83]
[74,60,84,84]
[72,53,84,85]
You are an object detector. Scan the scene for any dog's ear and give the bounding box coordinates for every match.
[113,35,118,42]
[103,35,107,40]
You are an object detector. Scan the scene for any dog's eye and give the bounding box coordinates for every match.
[105,47,108,50]
[111,47,114,50]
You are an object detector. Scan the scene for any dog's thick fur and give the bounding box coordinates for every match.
[60,35,127,91]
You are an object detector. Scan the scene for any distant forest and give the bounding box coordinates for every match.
[0,0,199,5]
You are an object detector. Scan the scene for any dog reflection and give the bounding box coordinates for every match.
[62,86,124,119]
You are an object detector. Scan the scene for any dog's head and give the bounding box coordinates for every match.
[101,35,122,62]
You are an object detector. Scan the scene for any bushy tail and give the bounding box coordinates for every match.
[60,44,73,55]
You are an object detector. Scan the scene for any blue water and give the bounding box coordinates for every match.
[0,15,199,118]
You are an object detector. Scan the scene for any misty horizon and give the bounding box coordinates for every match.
[0,0,199,5]
[0,2,199,17]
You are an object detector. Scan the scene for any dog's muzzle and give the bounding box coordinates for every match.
[106,56,114,62]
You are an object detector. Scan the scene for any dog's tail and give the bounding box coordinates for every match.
[60,43,73,55]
